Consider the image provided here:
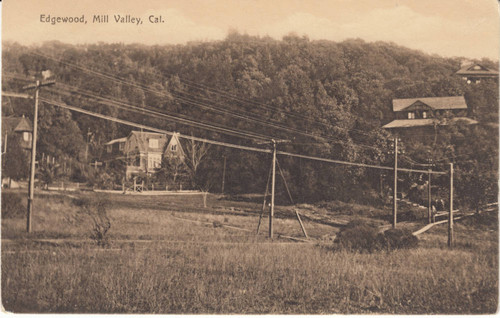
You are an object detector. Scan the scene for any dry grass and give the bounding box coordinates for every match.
[1,190,498,314]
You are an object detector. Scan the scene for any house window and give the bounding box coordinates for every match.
[171,144,177,152]
[422,111,427,119]
[119,142,124,151]
[149,139,158,148]
[23,132,30,141]
[107,145,112,153]
[407,112,415,119]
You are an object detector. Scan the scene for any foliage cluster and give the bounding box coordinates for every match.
[72,195,111,247]
[334,219,418,252]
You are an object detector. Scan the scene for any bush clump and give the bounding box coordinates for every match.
[379,228,419,250]
[73,195,111,247]
[1,192,25,219]
[334,219,381,252]
[334,219,418,252]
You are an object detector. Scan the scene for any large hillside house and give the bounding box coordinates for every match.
[104,131,185,179]
[382,96,478,131]
[455,63,498,84]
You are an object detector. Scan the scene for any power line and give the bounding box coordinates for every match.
[38,97,274,154]
[23,56,326,142]
[14,94,448,176]
[49,81,383,152]
[43,85,277,142]
[56,81,338,143]
[400,155,434,167]
[276,150,447,175]
[3,71,448,161]
[2,71,382,153]
[432,151,480,163]
[30,51,377,141]
[3,73,34,82]
[165,65,375,138]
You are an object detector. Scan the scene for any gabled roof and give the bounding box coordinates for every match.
[455,63,499,76]
[382,117,478,129]
[392,96,467,112]
[164,132,186,158]
[2,116,32,134]
[14,116,32,132]
[124,131,169,153]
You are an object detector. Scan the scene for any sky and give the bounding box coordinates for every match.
[2,0,499,60]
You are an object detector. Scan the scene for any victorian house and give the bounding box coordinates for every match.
[104,131,185,180]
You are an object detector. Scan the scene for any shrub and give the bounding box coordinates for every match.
[334,219,419,252]
[334,219,381,252]
[379,228,418,250]
[73,195,111,247]
[1,192,25,219]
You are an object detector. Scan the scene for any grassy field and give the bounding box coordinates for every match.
[1,189,498,314]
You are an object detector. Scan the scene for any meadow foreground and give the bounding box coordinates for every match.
[1,190,497,314]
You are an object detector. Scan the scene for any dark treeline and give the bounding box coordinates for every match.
[2,32,498,209]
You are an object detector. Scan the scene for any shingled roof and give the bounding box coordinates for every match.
[392,96,467,112]
[2,116,32,135]
[455,63,499,77]
[124,131,169,153]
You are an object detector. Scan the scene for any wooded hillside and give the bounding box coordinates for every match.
[2,33,498,208]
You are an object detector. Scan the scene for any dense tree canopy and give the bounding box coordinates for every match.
[2,34,498,208]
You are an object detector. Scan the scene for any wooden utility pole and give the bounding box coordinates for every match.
[269,139,276,239]
[23,79,55,233]
[448,163,454,248]
[427,168,432,224]
[392,138,398,228]
[221,155,226,194]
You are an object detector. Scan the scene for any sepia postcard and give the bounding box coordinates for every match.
[1,0,499,314]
